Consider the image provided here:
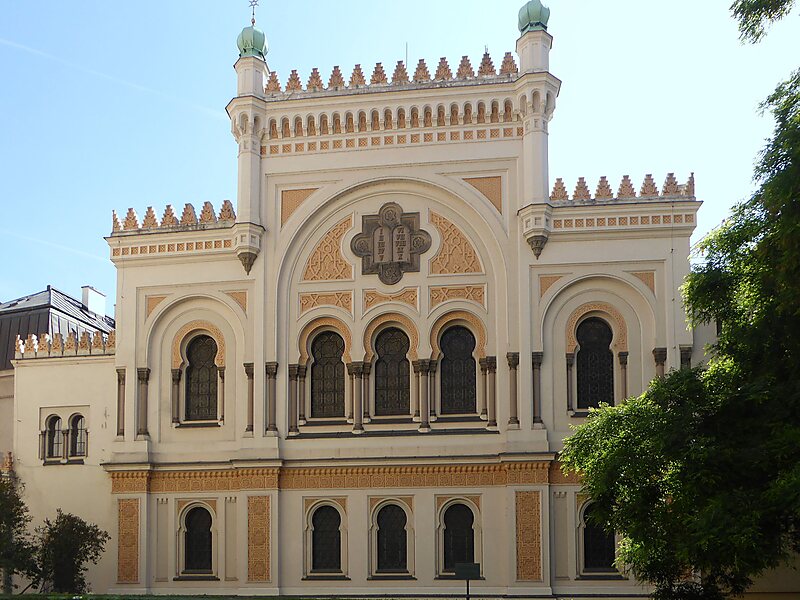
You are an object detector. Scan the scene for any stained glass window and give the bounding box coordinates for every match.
[443,503,474,572]
[69,414,86,457]
[311,332,346,418]
[440,326,477,414]
[312,506,342,572]
[184,507,213,573]
[374,328,410,416]
[185,335,218,421]
[583,503,616,572]
[576,318,614,409]
[377,504,407,572]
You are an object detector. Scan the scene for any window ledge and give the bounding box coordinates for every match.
[173,575,219,581]
[42,459,63,466]
[66,458,85,465]
[569,411,591,418]
[301,419,350,426]
[434,415,484,423]
[368,574,416,580]
[435,575,485,581]
[175,421,222,428]
[302,574,350,581]
[576,573,626,580]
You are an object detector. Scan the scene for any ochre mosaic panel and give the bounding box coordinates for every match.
[429,212,482,275]
[516,491,543,581]
[117,499,139,584]
[247,496,271,582]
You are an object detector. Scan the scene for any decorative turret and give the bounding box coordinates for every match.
[516,0,552,73]
[518,0,551,33]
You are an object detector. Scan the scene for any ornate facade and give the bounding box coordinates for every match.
[9,2,722,597]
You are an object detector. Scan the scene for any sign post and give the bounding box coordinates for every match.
[455,563,481,600]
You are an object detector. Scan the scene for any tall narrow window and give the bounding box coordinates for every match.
[443,503,474,572]
[576,318,614,409]
[374,328,410,416]
[184,506,213,573]
[312,506,342,572]
[45,416,62,459]
[185,335,218,421]
[440,326,477,414]
[69,414,87,457]
[377,504,407,572]
[310,332,346,418]
[582,503,616,572]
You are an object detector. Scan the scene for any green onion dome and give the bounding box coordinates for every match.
[518,0,551,33]
[237,22,268,60]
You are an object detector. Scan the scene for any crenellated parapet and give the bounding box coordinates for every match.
[14,331,116,360]
[549,173,695,203]
[111,201,236,236]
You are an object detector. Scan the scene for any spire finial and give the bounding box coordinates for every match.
[249,0,259,25]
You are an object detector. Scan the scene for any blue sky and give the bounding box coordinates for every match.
[0,1,797,309]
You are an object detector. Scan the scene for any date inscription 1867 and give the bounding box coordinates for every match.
[350,203,432,285]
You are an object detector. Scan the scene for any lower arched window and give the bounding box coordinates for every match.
[443,503,474,572]
[45,416,62,459]
[374,328,410,416]
[582,503,616,572]
[69,414,86,457]
[184,506,213,574]
[576,318,614,409]
[185,335,218,421]
[310,332,346,418]
[312,505,342,572]
[440,326,477,414]
[376,504,407,572]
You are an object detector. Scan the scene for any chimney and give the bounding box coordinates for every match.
[81,286,106,316]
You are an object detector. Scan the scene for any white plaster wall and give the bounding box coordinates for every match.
[0,370,13,455]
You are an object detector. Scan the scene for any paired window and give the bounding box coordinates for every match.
[185,335,218,421]
[45,416,62,459]
[581,503,617,573]
[42,413,87,461]
[69,414,87,457]
[576,318,614,409]
[310,332,346,418]
[440,326,477,415]
[374,328,410,416]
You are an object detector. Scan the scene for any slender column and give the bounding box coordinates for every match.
[419,360,430,432]
[116,368,126,437]
[288,364,299,435]
[653,348,667,378]
[346,367,354,423]
[507,353,520,426]
[531,352,543,427]
[136,368,150,437]
[411,361,421,421]
[618,352,629,402]
[478,358,489,420]
[565,353,575,413]
[61,429,69,462]
[297,365,307,425]
[351,362,364,434]
[486,356,497,428]
[362,361,372,423]
[265,362,278,433]
[244,363,254,433]
[429,359,438,421]
[679,345,692,370]
[218,367,225,422]
[170,369,181,423]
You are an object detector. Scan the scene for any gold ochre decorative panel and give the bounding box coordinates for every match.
[145,295,167,319]
[302,215,354,281]
[224,290,248,312]
[247,496,270,582]
[429,285,486,309]
[464,176,503,213]
[363,288,418,313]
[429,212,482,275]
[631,271,656,294]
[117,499,139,584]
[299,291,353,316]
[516,491,542,581]
[281,188,318,225]
[538,275,563,298]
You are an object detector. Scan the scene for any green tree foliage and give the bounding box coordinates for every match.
[34,510,110,593]
[561,4,800,599]
[0,478,37,593]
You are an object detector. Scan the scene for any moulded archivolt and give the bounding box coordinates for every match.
[171,320,226,369]
[298,316,353,365]
[565,302,627,353]
[430,310,488,359]
[362,312,420,361]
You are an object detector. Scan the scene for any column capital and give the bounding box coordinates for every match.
[479,357,489,373]
[653,347,667,366]
[265,362,279,378]
[428,359,438,374]
[618,351,629,366]
[679,345,693,370]
[288,364,299,380]
[116,367,126,383]
[171,368,182,383]
[412,360,423,374]
[137,368,150,383]
[531,352,543,368]
[347,361,364,377]
[485,356,497,373]
[507,352,520,369]
[297,364,307,378]
[361,361,372,376]
[244,362,255,378]
[565,352,575,367]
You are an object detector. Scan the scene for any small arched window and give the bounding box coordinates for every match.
[443,503,474,572]
[310,332,346,418]
[440,326,477,415]
[45,415,62,459]
[576,318,614,409]
[185,335,218,421]
[312,506,342,572]
[69,414,87,457]
[374,328,410,416]
[184,506,213,573]
[582,503,616,572]
[376,504,407,572]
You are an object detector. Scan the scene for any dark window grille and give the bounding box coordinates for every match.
[583,503,616,571]
[46,416,62,459]
[374,328,410,416]
[184,506,213,573]
[310,332,346,418]
[443,503,474,572]
[69,415,87,457]
[376,504,407,572]
[185,335,218,421]
[576,318,614,409]
[440,326,477,414]
[312,505,342,572]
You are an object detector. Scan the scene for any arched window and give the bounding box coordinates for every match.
[440,326,477,414]
[376,504,407,572]
[45,415,62,459]
[576,318,614,409]
[185,335,218,421]
[312,506,342,572]
[69,414,86,457]
[311,332,346,418]
[374,328,410,416]
[184,506,213,573]
[443,503,474,572]
[582,503,616,572]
